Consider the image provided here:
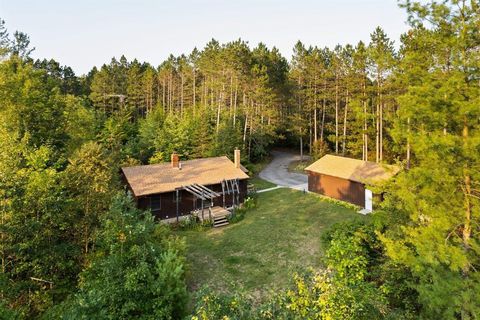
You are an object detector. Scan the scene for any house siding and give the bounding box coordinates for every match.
[135,179,248,220]
[307,171,365,207]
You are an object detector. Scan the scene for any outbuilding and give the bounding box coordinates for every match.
[305,155,399,211]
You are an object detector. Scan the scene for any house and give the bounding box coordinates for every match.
[121,149,249,222]
[304,155,399,211]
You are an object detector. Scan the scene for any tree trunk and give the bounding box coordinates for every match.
[342,89,349,155]
[375,75,380,163]
[84,224,89,254]
[216,91,221,133]
[212,82,217,112]
[243,111,248,144]
[233,80,238,126]
[230,74,233,115]
[320,80,326,142]
[462,121,471,252]
[168,73,173,113]
[314,76,318,142]
[171,84,175,114]
[248,112,253,160]
[363,79,368,161]
[300,136,304,161]
[180,74,184,115]
[203,76,207,107]
[216,83,225,133]
[162,78,166,109]
[192,68,196,114]
[380,100,383,162]
[335,73,339,153]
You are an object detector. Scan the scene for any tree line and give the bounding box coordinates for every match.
[85,40,289,162]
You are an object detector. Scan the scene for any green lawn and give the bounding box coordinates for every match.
[249,176,277,190]
[178,188,361,300]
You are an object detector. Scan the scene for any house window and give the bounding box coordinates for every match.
[150,196,161,212]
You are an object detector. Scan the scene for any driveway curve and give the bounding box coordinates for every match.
[259,150,309,191]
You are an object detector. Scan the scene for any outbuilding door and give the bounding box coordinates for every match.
[365,189,373,211]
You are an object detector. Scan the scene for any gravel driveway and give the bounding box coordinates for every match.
[259,150,309,191]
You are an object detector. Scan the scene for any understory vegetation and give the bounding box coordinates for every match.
[0,1,479,319]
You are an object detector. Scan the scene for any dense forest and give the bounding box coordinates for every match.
[0,0,479,319]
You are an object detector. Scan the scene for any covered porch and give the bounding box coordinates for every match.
[172,178,242,226]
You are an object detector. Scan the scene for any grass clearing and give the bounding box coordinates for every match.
[177,188,361,301]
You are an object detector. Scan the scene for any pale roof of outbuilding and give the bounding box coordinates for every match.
[304,155,400,184]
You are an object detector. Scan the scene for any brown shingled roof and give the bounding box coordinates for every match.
[305,155,400,184]
[122,156,249,197]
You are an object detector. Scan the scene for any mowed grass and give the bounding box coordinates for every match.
[178,188,360,300]
[249,176,277,190]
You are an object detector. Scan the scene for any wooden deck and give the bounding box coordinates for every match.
[161,206,231,227]
[194,206,230,227]
[194,206,228,221]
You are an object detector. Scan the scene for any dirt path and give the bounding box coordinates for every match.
[258,150,309,191]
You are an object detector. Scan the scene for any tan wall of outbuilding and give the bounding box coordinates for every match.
[307,171,365,207]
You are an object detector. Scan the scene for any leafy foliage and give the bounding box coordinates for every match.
[63,194,188,319]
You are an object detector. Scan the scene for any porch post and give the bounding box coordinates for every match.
[201,197,204,221]
[236,178,240,208]
[176,189,179,222]
[222,180,225,208]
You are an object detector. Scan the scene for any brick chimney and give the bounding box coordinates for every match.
[234,148,241,169]
[171,152,179,168]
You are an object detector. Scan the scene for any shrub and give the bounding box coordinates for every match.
[243,196,256,209]
[176,215,201,230]
[63,194,188,319]
[0,299,20,320]
[171,215,214,231]
[314,193,360,211]
[190,287,254,320]
[227,207,246,224]
[291,160,310,173]
[311,139,329,160]
[320,219,418,318]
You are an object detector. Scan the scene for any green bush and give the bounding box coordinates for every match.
[190,287,254,320]
[311,139,329,160]
[171,215,214,231]
[0,299,20,320]
[314,193,360,211]
[320,219,419,318]
[62,194,188,319]
[176,215,201,230]
[243,196,256,209]
[226,196,256,224]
